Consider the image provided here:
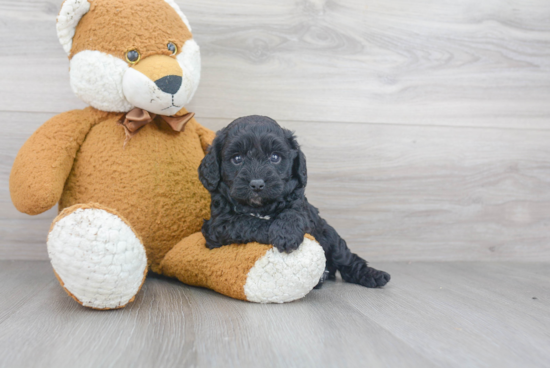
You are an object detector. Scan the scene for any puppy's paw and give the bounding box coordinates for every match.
[206,242,224,250]
[204,237,224,250]
[359,268,391,288]
[270,233,304,253]
[313,268,331,289]
[269,223,305,253]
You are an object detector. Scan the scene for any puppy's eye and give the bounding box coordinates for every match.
[167,42,177,55]
[270,153,281,164]
[126,49,140,64]
[231,155,243,165]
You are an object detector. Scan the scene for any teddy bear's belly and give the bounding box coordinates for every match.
[59,117,211,272]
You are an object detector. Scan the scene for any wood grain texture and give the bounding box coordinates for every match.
[0,261,56,324]
[0,0,549,128]
[339,262,550,368]
[0,262,196,368]
[2,113,550,261]
[0,260,548,368]
[1,0,550,261]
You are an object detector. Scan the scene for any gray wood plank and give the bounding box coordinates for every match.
[0,261,435,368]
[0,260,56,324]
[181,281,437,368]
[0,261,548,368]
[0,0,549,129]
[342,262,550,368]
[0,265,196,368]
[3,112,550,261]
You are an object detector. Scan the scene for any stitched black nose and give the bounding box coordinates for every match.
[155,75,182,94]
[250,179,265,191]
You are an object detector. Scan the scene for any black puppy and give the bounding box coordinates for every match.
[198,116,390,288]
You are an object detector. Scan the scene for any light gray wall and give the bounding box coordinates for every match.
[1,0,549,261]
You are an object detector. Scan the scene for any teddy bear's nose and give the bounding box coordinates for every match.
[155,75,182,95]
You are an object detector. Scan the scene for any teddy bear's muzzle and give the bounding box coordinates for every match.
[154,75,183,95]
[132,54,183,83]
[122,54,196,116]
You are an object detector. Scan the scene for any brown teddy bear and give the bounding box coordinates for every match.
[9,0,325,309]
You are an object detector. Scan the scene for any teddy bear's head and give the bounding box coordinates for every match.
[57,0,200,116]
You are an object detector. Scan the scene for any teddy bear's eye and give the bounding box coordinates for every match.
[126,50,140,64]
[167,42,177,55]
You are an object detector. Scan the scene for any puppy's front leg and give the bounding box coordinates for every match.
[203,214,272,249]
[269,210,307,253]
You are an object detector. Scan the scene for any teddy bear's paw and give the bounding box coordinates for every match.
[243,236,326,303]
[47,206,147,310]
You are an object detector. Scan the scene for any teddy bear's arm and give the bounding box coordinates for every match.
[10,107,113,215]
[190,118,216,154]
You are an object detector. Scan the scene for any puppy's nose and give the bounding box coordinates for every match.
[155,75,182,94]
[250,179,265,191]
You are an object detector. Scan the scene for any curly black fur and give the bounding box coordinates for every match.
[198,115,390,288]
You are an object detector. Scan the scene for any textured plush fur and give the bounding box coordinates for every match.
[10,0,326,305]
[60,0,200,114]
[199,116,391,288]
[10,107,214,271]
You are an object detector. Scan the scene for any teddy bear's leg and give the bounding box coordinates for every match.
[47,203,148,310]
[160,233,326,303]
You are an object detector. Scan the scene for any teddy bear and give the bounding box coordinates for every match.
[9,0,325,309]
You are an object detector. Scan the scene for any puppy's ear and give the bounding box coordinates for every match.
[199,130,224,191]
[285,129,307,188]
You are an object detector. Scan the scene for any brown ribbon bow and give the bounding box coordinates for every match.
[118,108,195,147]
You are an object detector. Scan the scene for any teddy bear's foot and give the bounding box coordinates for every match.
[161,233,326,303]
[47,204,148,310]
[243,236,326,303]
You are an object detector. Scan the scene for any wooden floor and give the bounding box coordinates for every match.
[1,260,548,368]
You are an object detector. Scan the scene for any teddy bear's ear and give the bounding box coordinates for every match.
[163,0,192,32]
[56,0,192,57]
[56,0,91,55]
